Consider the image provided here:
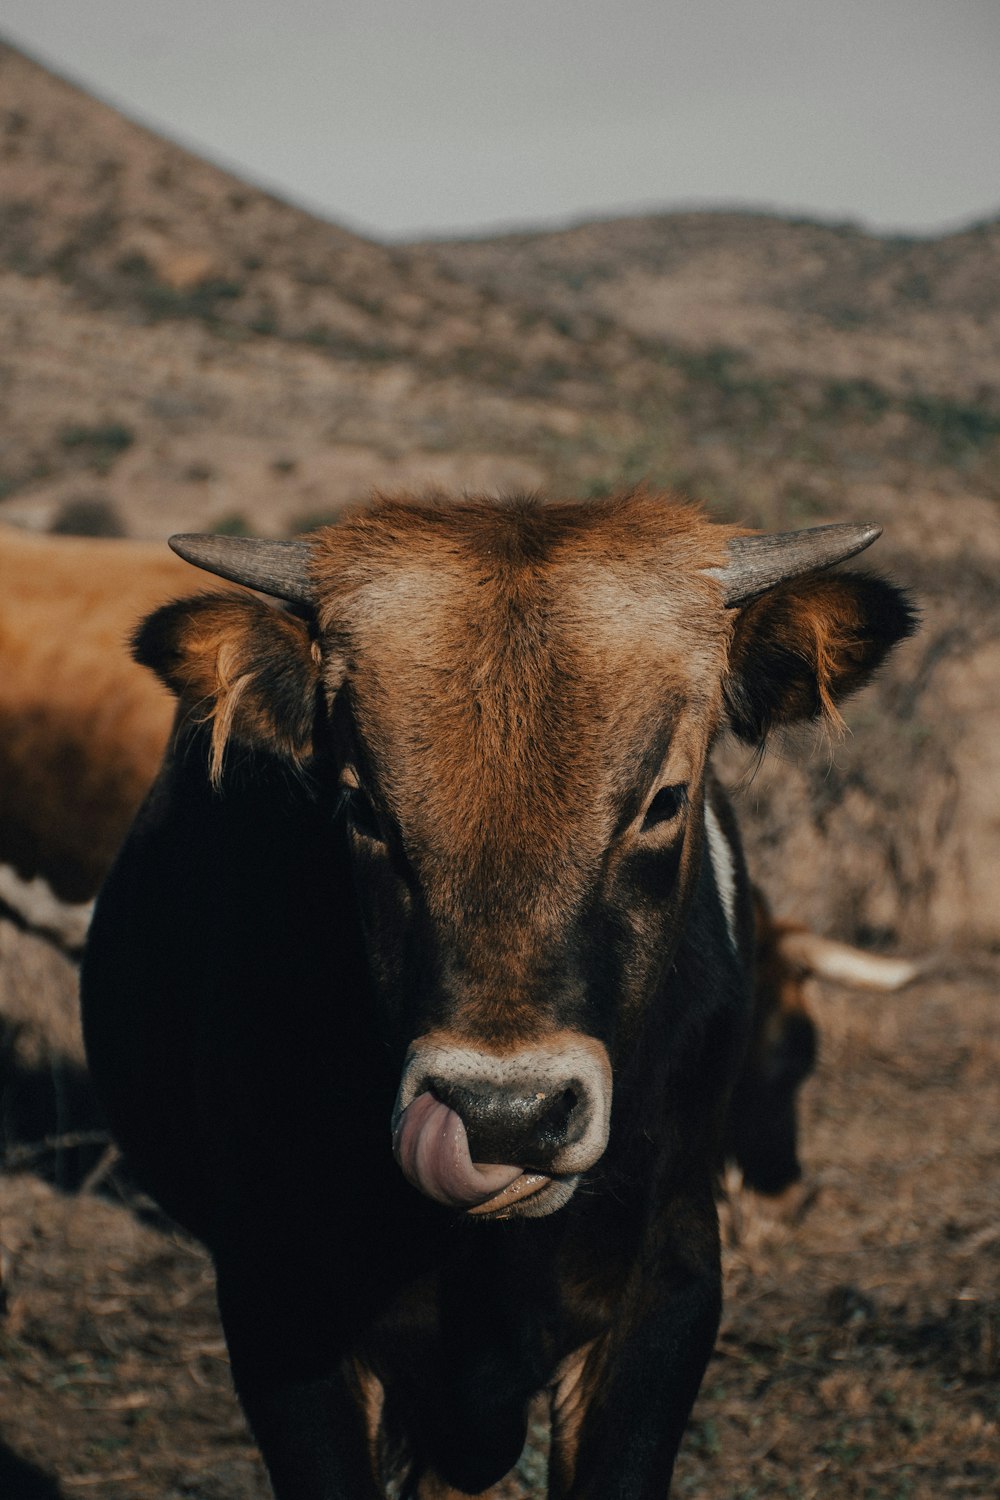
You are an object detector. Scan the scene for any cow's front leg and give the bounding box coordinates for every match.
[550,1254,721,1499]
[234,1370,385,1500]
[216,1268,384,1500]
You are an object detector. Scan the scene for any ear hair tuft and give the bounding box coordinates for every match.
[724,571,916,745]
[133,593,323,780]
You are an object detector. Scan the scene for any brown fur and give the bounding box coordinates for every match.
[312,491,731,1042]
[132,594,323,783]
[0,524,235,901]
[0,497,905,911]
[549,1340,603,1495]
[414,1475,476,1500]
[350,1362,386,1487]
[724,571,913,741]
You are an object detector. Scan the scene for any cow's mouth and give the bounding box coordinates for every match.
[392,1092,576,1219]
[466,1170,580,1220]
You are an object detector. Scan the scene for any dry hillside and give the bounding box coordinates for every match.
[3,41,999,947]
[0,40,997,1500]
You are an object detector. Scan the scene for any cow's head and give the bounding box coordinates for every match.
[135,492,913,1218]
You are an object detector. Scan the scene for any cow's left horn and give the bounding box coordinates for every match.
[169,534,314,605]
[708,523,882,607]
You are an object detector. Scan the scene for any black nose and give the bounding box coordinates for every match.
[394,1035,612,1177]
[430,1077,587,1170]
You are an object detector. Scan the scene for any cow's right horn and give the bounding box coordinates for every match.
[169,534,314,605]
[708,523,882,607]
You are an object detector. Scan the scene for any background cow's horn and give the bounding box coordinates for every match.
[168,534,314,605]
[708,522,883,607]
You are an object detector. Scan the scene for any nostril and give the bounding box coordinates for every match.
[532,1085,584,1149]
[547,1087,578,1131]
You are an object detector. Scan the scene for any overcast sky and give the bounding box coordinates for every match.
[4,1,999,240]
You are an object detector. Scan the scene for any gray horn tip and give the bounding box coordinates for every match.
[166,532,315,604]
[168,533,208,563]
[710,520,888,608]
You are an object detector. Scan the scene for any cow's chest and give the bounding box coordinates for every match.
[356,1233,612,1496]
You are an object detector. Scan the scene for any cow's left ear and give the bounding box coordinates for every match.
[133,593,327,781]
[723,572,916,743]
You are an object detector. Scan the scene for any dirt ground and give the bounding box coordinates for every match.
[1,956,996,1500]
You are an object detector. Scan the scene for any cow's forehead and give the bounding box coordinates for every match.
[311,492,733,656]
[311,494,734,848]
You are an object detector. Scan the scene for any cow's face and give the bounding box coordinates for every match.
[313,501,730,1216]
[137,492,913,1218]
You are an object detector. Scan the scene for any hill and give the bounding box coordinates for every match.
[5,40,998,546]
[0,40,578,537]
[425,209,1000,400]
[2,41,999,951]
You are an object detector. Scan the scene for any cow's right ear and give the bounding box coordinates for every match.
[723,570,916,744]
[133,593,327,781]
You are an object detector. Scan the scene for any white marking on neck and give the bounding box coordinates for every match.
[704,802,738,950]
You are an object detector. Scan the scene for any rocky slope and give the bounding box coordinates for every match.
[1,38,998,944]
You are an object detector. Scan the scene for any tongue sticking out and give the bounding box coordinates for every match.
[393,1092,546,1210]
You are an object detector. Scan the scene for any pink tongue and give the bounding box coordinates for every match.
[393,1093,523,1208]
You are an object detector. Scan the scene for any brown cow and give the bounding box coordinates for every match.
[82,490,914,1497]
[0,524,227,902]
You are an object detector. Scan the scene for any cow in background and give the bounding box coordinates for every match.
[727,886,920,1195]
[0,524,230,903]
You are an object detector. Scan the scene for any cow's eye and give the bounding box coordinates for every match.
[344,787,382,842]
[642,784,688,832]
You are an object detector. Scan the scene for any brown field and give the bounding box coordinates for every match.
[0,39,998,1500]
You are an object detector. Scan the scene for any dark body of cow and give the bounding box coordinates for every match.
[726,889,919,1196]
[82,491,913,1498]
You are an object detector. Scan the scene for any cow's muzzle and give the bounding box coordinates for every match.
[391,1032,612,1219]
